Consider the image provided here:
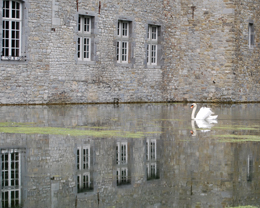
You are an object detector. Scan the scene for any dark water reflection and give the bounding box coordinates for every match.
[0,103,260,208]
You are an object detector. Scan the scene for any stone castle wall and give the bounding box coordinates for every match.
[0,0,259,104]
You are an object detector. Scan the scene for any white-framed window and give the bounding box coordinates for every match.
[1,149,21,207]
[77,172,91,192]
[2,0,22,61]
[146,139,159,180]
[76,145,92,193]
[116,167,129,185]
[77,16,92,61]
[77,146,90,170]
[147,25,159,65]
[116,21,130,63]
[115,142,130,186]
[249,23,254,49]
[116,142,128,165]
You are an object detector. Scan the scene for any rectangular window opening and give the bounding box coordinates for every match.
[117,21,130,64]
[147,25,160,65]
[77,15,93,61]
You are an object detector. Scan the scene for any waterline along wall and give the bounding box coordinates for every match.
[0,0,259,104]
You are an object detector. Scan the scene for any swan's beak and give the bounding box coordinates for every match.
[190,105,194,109]
[190,130,194,135]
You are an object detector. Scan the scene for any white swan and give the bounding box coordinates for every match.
[190,119,217,136]
[190,103,218,120]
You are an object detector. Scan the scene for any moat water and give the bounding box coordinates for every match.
[0,103,260,208]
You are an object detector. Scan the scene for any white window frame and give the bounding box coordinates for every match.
[116,142,128,165]
[146,139,157,161]
[146,139,159,180]
[77,145,90,170]
[147,25,159,65]
[2,0,22,61]
[78,16,92,61]
[249,23,254,49]
[1,149,21,207]
[76,145,92,193]
[117,21,129,63]
[116,167,128,184]
[146,163,157,179]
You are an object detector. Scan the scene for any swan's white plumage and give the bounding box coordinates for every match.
[191,103,218,120]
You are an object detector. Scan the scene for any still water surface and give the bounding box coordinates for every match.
[0,103,260,208]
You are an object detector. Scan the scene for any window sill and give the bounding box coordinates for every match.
[77,61,96,65]
[115,63,133,67]
[0,59,27,64]
[147,65,161,69]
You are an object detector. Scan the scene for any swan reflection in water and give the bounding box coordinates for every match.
[190,103,218,136]
[190,119,218,136]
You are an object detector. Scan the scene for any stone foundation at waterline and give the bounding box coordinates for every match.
[0,0,259,104]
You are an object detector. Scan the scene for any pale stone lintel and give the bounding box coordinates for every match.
[222,8,234,14]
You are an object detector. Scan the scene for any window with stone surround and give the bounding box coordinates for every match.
[1,0,25,61]
[249,23,254,49]
[146,24,162,67]
[147,25,159,65]
[1,148,25,208]
[116,21,131,64]
[77,15,93,62]
[76,145,93,193]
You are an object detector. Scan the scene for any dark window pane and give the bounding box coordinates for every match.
[12,9,15,18]
[6,21,9,29]
[6,9,9,18]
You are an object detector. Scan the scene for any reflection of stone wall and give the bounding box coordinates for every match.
[0,1,260,104]
[1,132,260,207]
[1,104,260,207]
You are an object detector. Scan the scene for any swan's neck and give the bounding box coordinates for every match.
[191,105,197,120]
[191,120,197,136]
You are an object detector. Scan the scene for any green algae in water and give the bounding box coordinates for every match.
[213,134,260,143]
[0,126,145,138]
[212,125,260,131]
[0,122,35,127]
[228,206,258,208]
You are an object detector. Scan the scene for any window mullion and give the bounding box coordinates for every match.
[9,20,11,57]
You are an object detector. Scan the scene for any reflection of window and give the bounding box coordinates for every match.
[116,142,130,186]
[247,155,253,182]
[116,142,127,165]
[2,0,23,60]
[146,139,159,180]
[76,145,93,193]
[1,149,21,208]
[248,23,254,49]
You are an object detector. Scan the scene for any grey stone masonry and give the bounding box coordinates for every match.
[0,0,260,104]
